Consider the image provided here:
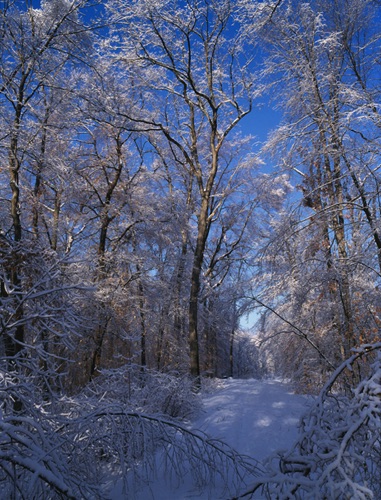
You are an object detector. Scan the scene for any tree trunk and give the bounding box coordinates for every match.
[8,110,24,361]
[189,197,209,381]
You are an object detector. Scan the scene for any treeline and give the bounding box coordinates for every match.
[1,0,381,396]
[1,0,381,497]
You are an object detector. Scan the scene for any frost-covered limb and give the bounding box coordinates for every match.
[236,343,381,499]
[0,413,100,499]
[64,404,264,498]
[0,386,264,499]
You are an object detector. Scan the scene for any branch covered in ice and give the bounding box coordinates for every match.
[236,343,381,499]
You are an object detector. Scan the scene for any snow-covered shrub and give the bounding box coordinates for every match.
[238,343,381,499]
[131,368,200,419]
[82,364,200,420]
[0,391,262,499]
[0,407,102,499]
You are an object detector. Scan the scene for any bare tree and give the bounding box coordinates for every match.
[106,0,257,381]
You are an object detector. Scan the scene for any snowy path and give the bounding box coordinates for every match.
[123,378,312,500]
[194,378,311,462]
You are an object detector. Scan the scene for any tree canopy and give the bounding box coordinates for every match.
[1,0,381,497]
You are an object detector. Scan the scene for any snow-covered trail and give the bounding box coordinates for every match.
[122,378,312,500]
[194,378,311,462]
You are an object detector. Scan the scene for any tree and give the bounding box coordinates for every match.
[0,0,101,404]
[107,0,257,381]
[242,0,381,383]
[70,56,148,377]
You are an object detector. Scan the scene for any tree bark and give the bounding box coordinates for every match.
[189,196,210,379]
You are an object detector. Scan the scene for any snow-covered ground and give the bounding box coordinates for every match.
[194,378,311,462]
[114,378,312,500]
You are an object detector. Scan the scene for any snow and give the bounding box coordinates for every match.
[194,378,311,462]
[114,378,312,500]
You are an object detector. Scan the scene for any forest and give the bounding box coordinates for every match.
[0,0,380,498]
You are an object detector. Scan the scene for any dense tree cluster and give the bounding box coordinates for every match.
[248,0,381,390]
[1,0,381,497]
[0,0,265,391]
